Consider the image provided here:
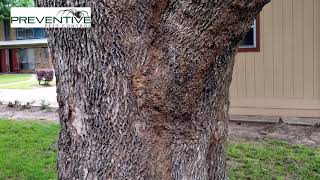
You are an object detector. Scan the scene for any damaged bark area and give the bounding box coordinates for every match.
[38,0,270,179]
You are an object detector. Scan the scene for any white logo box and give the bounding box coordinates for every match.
[11,7,91,28]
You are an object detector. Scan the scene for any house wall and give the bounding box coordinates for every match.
[0,19,52,73]
[9,28,16,40]
[230,0,320,117]
[16,47,52,73]
[0,21,4,41]
[34,48,51,69]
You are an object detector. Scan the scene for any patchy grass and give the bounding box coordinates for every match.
[0,74,32,84]
[0,119,59,180]
[0,80,39,89]
[228,140,320,179]
[0,119,319,179]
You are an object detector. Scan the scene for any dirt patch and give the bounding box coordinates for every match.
[0,105,58,122]
[229,122,320,146]
[0,105,319,146]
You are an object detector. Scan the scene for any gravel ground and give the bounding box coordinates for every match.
[0,87,58,108]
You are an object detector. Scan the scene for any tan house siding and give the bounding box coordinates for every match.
[9,28,16,40]
[230,0,320,117]
[0,20,16,40]
[0,21,4,41]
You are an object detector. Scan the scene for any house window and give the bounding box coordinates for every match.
[17,48,35,70]
[16,28,46,40]
[33,28,46,39]
[16,29,35,40]
[239,15,260,52]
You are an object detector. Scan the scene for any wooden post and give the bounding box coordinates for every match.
[10,49,20,73]
[0,49,8,73]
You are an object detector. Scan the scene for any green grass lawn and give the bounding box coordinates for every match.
[0,74,32,84]
[0,80,39,89]
[0,81,56,89]
[0,74,55,89]
[0,119,319,179]
[0,119,59,180]
[228,140,320,179]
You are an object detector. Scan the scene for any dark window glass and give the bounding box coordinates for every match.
[16,28,46,40]
[33,28,45,39]
[16,29,34,40]
[240,28,254,47]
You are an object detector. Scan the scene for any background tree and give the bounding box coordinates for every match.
[38,0,270,179]
[0,0,34,19]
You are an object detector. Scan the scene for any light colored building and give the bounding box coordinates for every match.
[230,0,320,118]
[0,19,52,73]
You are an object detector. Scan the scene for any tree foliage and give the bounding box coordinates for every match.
[0,0,34,19]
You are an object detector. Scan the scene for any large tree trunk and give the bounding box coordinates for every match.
[38,0,269,179]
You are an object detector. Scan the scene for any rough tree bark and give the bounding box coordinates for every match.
[38,0,270,179]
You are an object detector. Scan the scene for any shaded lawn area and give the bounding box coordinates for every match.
[0,119,319,179]
[0,74,32,84]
